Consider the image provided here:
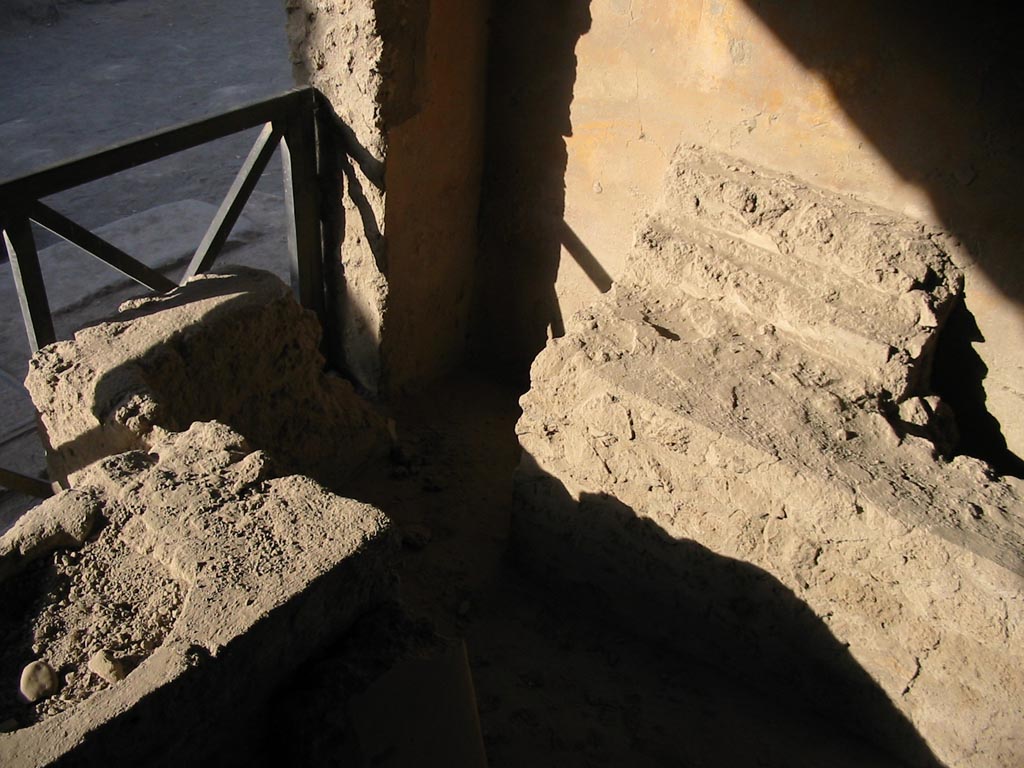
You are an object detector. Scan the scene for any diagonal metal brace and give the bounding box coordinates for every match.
[281,93,325,321]
[27,200,176,293]
[182,121,283,282]
[0,466,53,498]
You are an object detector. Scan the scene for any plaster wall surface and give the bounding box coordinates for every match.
[382,0,488,388]
[286,0,488,395]
[484,0,1023,454]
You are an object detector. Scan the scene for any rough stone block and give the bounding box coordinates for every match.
[515,146,1024,767]
[25,268,388,490]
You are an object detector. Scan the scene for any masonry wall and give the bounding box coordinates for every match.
[285,0,488,396]
[476,0,1024,462]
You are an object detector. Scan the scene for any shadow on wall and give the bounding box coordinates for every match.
[513,461,945,768]
[931,301,1024,476]
[561,219,613,294]
[313,93,387,388]
[471,0,593,387]
[741,0,1024,475]
[742,0,1024,309]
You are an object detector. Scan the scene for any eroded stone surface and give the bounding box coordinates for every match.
[25,268,388,490]
[515,146,1024,767]
[87,652,126,686]
[0,420,396,767]
[0,489,100,581]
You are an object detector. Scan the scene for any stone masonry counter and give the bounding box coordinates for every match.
[515,146,1024,767]
[0,421,396,767]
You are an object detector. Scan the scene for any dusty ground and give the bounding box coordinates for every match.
[346,370,909,767]
[0,364,929,765]
[0,4,942,764]
[0,0,292,211]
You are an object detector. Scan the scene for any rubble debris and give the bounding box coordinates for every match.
[87,652,125,685]
[0,421,396,767]
[0,490,100,581]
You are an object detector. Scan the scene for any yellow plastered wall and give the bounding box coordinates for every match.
[560,0,1024,455]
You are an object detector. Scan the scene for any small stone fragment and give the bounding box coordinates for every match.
[19,660,58,702]
[897,397,930,428]
[88,650,126,684]
[0,489,101,582]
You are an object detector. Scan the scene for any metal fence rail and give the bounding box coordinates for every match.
[0,86,328,496]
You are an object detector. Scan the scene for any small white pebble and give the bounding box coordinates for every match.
[20,660,58,703]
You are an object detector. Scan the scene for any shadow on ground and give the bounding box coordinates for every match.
[342,372,937,767]
[513,458,944,767]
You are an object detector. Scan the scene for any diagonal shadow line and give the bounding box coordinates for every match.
[314,92,385,191]
[738,1,1024,309]
[560,220,613,293]
[337,154,386,275]
[513,461,946,767]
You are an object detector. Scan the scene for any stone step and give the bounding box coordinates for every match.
[631,147,963,400]
[630,224,933,398]
[515,143,1024,767]
[661,146,962,298]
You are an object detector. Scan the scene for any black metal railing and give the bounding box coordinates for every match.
[0,86,328,497]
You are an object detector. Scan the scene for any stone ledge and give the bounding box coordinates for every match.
[0,421,396,767]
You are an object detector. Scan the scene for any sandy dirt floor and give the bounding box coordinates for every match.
[346,372,910,767]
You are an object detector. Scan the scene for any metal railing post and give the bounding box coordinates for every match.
[280,90,327,331]
[2,212,55,353]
